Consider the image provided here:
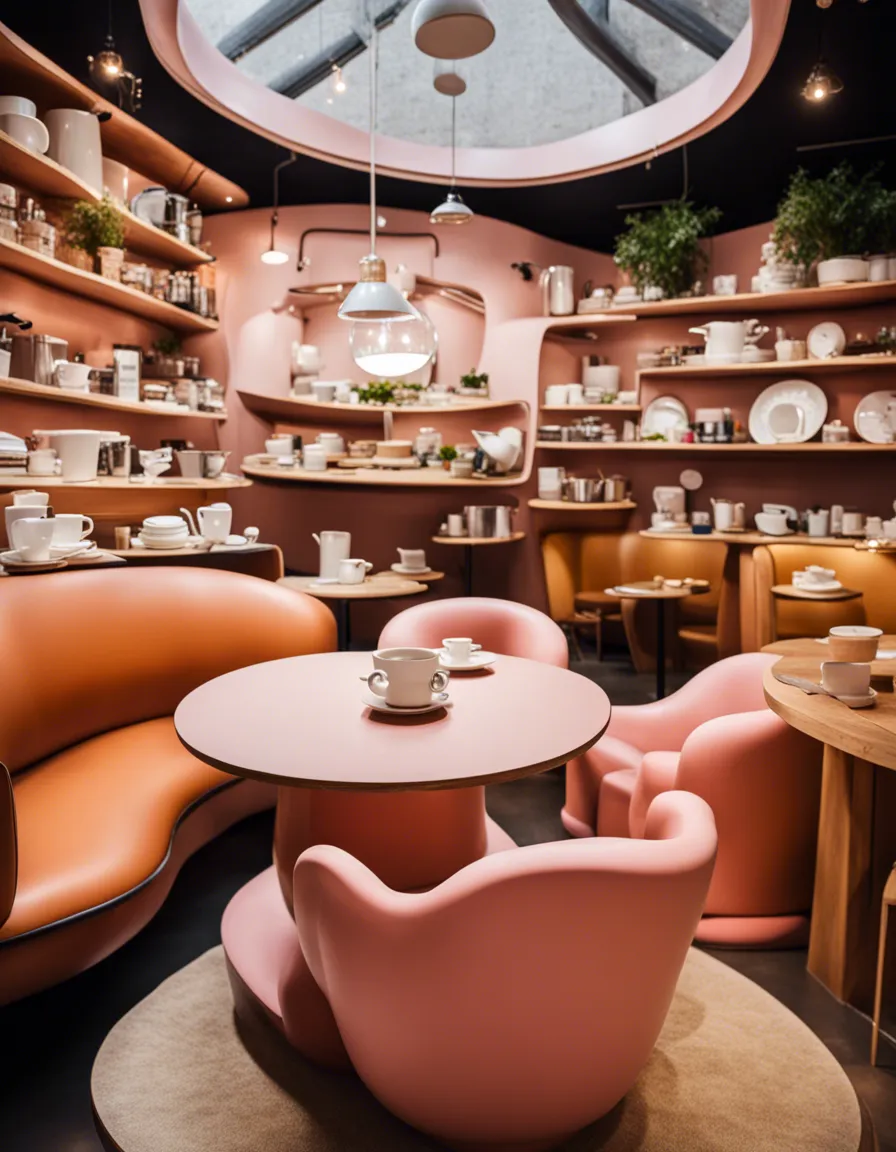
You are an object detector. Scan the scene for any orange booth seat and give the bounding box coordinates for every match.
[751,544,896,647]
[0,568,336,1005]
[541,531,738,669]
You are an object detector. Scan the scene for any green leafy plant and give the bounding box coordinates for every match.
[773,164,896,266]
[352,381,395,405]
[439,444,458,461]
[64,196,125,256]
[460,368,489,389]
[614,200,721,299]
[153,333,182,356]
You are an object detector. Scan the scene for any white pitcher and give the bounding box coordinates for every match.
[313,531,351,580]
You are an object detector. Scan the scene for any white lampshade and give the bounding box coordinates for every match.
[430,190,474,225]
[337,254,418,321]
[260,248,290,265]
[350,309,437,378]
[412,0,496,60]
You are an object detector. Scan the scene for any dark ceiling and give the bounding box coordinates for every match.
[2,0,895,252]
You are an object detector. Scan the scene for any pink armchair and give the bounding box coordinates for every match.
[290,792,717,1152]
[563,652,778,839]
[378,596,569,668]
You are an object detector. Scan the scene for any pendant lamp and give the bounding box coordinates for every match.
[338,21,415,322]
[260,151,296,265]
[431,95,473,225]
[412,0,496,60]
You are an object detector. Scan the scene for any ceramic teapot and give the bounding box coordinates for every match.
[313,530,351,580]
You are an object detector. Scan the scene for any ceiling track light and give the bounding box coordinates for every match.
[412,0,496,61]
[802,60,844,103]
[431,93,473,226]
[260,151,297,265]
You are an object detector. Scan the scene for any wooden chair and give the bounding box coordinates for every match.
[871,864,896,1065]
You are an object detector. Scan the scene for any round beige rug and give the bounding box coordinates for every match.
[92,945,863,1152]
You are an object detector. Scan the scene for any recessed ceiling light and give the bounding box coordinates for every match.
[225,195,233,203]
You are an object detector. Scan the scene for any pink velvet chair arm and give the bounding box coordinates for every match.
[628,751,681,839]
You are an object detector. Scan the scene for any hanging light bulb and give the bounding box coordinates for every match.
[349,307,437,377]
[89,35,124,78]
[431,93,473,225]
[260,152,297,265]
[802,61,844,102]
[338,19,415,322]
[412,0,496,60]
[331,64,347,94]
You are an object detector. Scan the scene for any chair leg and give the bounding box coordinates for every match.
[871,900,890,1065]
[569,624,583,663]
[594,612,603,663]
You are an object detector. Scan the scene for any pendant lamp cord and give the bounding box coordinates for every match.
[369,16,378,255]
[451,96,457,190]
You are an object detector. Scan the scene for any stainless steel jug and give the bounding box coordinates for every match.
[539,265,575,316]
[463,505,514,538]
[9,333,68,385]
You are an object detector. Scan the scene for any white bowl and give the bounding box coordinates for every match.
[0,96,37,117]
[0,112,49,154]
[143,515,187,530]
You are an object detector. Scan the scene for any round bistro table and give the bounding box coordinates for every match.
[175,652,610,1032]
[431,532,526,596]
[763,636,896,1011]
[277,575,427,649]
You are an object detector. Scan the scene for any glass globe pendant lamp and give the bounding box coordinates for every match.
[350,304,437,378]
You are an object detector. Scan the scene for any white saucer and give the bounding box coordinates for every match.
[0,550,67,572]
[837,688,877,710]
[437,650,498,672]
[391,563,432,576]
[362,690,450,715]
[793,581,842,593]
[312,577,340,585]
[50,541,96,557]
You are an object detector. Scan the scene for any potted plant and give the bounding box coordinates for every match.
[439,444,458,471]
[614,200,721,300]
[459,368,489,398]
[63,196,126,280]
[773,163,896,286]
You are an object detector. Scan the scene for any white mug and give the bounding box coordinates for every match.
[13,490,50,506]
[842,511,864,535]
[197,503,232,543]
[53,360,92,391]
[265,438,294,458]
[10,516,55,561]
[544,385,568,407]
[5,503,48,544]
[367,647,450,708]
[442,637,482,664]
[52,513,94,544]
[49,430,102,482]
[807,510,830,537]
[338,558,372,585]
[312,382,337,403]
[884,518,896,540]
[821,661,871,699]
[27,449,58,476]
[566,383,585,405]
[447,513,465,537]
[397,548,427,570]
[303,444,328,472]
[538,467,565,500]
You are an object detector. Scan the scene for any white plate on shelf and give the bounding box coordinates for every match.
[748,379,828,444]
[641,395,689,439]
[391,563,433,576]
[807,321,847,360]
[793,581,843,593]
[437,650,498,672]
[854,390,896,444]
[362,690,450,715]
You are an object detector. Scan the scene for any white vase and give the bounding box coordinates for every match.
[888,254,896,281]
[816,256,869,286]
[44,108,103,195]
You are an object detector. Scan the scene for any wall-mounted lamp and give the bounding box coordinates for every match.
[260,151,297,266]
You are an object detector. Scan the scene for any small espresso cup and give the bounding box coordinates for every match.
[447,513,466,537]
[821,661,871,699]
[397,548,427,570]
[338,558,372,585]
[52,513,94,545]
[367,647,450,708]
[442,637,482,664]
[10,516,55,562]
[27,449,58,476]
[197,503,232,543]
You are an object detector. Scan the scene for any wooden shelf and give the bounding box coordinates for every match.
[639,529,861,548]
[535,440,896,452]
[638,354,896,379]
[528,499,637,511]
[241,463,527,488]
[0,20,247,212]
[431,532,526,546]
[540,404,642,413]
[0,375,226,419]
[0,237,218,332]
[0,131,213,267]
[238,389,527,426]
[0,475,250,491]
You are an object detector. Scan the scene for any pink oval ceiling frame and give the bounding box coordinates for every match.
[141,0,789,188]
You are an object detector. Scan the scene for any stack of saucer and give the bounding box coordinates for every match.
[138,515,190,549]
[612,285,642,308]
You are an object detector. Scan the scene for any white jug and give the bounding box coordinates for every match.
[313,531,351,580]
[689,320,746,360]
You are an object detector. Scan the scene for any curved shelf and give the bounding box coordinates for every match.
[0,376,226,420]
[0,131,213,268]
[540,404,642,413]
[238,389,527,426]
[285,276,484,316]
[0,237,218,332]
[639,530,861,548]
[241,464,527,488]
[0,19,247,211]
[0,475,251,491]
[535,441,896,453]
[528,499,637,511]
[637,354,896,379]
[431,533,526,546]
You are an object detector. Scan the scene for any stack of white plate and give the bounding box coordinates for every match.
[138,515,189,549]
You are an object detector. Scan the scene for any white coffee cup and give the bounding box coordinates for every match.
[442,637,482,664]
[317,432,346,455]
[53,360,92,391]
[27,449,58,476]
[447,513,465,537]
[566,383,585,405]
[884,518,896,540]
[10,516,55,561]
[312,381,337,403]
[5,503,48,544]
[13,490,50,506]
[338,557,372,584]
[49,430,102,482]
[842,511,864,535]
[397,548,427,570]
[544,385,568,407]
[302,444,328,472]
[821,661,871,699]
[367,647,450,708]
[52,513,94,545]
[197,503,232,543]
[807,510,830,537]
[265,438,294,458]
[538,467,565,500]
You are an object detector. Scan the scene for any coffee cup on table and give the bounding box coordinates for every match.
[338,558,372,585]
[367,647,450,709]
[821,661,872,699]
[51,513,94,545]
[10,517,54,562]
[5,503,48,545]
[447,513,465,537]
[397,548,427,570]
[442,638,482,664]
[827,626,882,663]
[197,503,232,543]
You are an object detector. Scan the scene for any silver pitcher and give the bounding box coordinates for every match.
[563,477,599,503]
[598,475,630,502]
[464,505,514,538]
[9,333,68,385]
[539,265,575,316]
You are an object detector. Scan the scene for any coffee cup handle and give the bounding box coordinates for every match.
[471,644,482,652]
[431,670,450,693]
[364,561,373,572]
[81,515,94,539]
[367,670,389,699]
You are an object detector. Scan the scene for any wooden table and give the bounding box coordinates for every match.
[771,584,863,602]
[370,568,445,584]
[278,575,427,649]
[111,544,284,582]
[763,636,896,1010]
[0,550,125,575]
[431,532,526,596]
[174,651,610,1023]
[602,582,705,699]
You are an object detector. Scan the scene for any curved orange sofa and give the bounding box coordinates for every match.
[0,568,336,1004]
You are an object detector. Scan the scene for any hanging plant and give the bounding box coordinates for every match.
[614,201,721,300]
